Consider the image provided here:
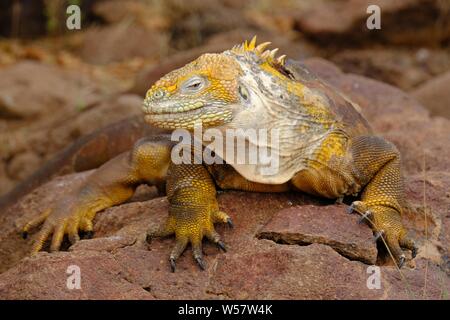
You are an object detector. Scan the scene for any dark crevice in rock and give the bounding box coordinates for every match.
[205,289,232,300]
[142,286,151,293]
[256,231,376,265]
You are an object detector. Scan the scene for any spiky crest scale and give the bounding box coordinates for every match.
[229,35,288,69]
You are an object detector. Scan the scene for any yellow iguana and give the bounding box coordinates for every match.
[22,37,417,271]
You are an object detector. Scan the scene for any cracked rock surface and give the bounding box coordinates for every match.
[257,205,378,265]
[0,58,448,299]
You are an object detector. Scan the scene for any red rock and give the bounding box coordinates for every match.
[80,23,167,65]
[0,251,152,300]
[291,0,450,46]
[405,172,450,274]
[258,205,378,264]
[331,48,450,91]
[207,241,447,299]
[412,70,450,119]
[0,61,101,119]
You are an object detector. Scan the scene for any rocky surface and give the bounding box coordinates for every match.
[412,70,450,119]
[80,22,168,65]
[257,205,378,265]
[0,58,448,299]
[331,48,450,92]
[0,60,105,121]
[0,60,143,194]
[289,0,450,46]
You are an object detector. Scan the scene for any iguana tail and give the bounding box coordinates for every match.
[0,116,162,212]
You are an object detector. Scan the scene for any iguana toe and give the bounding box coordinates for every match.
[216,240,227,252]
[399,235,418,258]
[348,200,417,268]
[146,209,231,272]
[373,230,385,241]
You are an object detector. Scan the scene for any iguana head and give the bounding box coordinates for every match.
[143,36,334,131]
[142,50,241,130]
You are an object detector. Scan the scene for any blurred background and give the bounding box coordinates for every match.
[0,0,449,196]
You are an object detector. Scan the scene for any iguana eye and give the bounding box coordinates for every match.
[153,89,165,99]
[238,85,250,102]
[182,76,205,93]
[189,81,201,89]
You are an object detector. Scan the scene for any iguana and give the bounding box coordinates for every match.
[22,37,417,271]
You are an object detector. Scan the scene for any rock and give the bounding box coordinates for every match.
[0,165,14,196]
[0,57,449,299]
[69,235,137,253]
[0,61,101,119]
[92,0,169,31]
[0,93,18,119]
[0,250,152,300]
[412,71,450,119]
[80,23,168,65]
[6,152,41,180]
[207,242,447,299]
[0,173,447,299]
[258,205,378,264]
[161,0,251,50]
[405,172,450,274]
[331,48,450,91]
[290,0,450,46]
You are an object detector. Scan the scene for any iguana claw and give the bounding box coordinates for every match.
[195,256,206,271]
[217,240,227,252]
[147,206,232,272]
[358,210,373,224]
[373,230,385,241]
[398,254,406,268]
[83,230,94,239]
[347,203,355,214]
[411,246,418,259]
[169,258,176,273]
[347,203,373,225]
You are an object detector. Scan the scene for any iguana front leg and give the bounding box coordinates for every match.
[147,162,232,272]
[348,136,418,267]
[22,135,173,252]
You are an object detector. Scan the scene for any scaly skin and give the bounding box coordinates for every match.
[23,37,417,270]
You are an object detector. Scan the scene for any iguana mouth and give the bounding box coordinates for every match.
[142,99,205,115]
[143,101,235,130]
[143,107,206,125]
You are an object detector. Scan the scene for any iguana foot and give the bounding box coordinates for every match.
[146,209,233,272]
[348,200,418,268]
[21,194,102,253]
